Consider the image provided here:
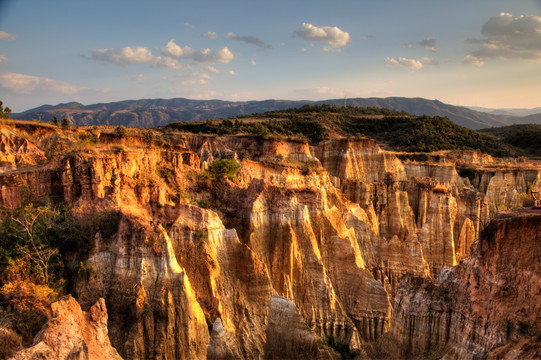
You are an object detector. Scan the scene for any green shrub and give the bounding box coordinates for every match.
[78,131,99,144]
[206,159,241,180]
[114,125,127,137]
[325,335,355,360]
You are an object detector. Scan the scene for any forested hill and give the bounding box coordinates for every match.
[166,105,525,158]
[13,96,537,129]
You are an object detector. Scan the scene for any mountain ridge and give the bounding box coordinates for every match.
[13,96,541,130]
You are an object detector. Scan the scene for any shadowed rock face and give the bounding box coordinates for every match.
[1,129,539,359]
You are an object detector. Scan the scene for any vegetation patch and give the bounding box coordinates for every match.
[165,105,522,157]
[325,335,355,360]
[203,158,241,181]
[0,200,120,346]
[480,124,541,157]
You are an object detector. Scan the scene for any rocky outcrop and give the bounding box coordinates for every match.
[0,128,46,167]
[11,295,122,360]
[1,130,538,360]
[386,214,541,359]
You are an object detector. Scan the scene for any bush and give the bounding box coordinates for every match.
[206,159,241,180]
[78,131,99,144]
[114,125,127,137]
[325,335,355,360]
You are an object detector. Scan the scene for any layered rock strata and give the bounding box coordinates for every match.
[1,129,538,359]
[386,214,541,359]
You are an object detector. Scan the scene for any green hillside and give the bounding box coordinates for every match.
[165,105,521,158]
[480,124,541,157]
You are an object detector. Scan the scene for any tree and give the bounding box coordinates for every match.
[52,116,59,125]
[61,117,69,129]
[206,159,241,180]
[0,100,11,119]
[7,205,60,286]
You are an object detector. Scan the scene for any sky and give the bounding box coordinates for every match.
[0,0,541,112]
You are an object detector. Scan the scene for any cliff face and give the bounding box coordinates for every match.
[387,214,541,359]
[12,295,122,360]
[1,128,538,359]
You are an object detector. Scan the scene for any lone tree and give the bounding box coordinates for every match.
[0,100,12,119]
[61,117,70,129]
[52,116,59,125]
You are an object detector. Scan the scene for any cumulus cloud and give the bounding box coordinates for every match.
[421,57,439,65]
[175,71,213,86]
[161,40,234,63]
[463,54,485,67]
[465,12,541,65]
[203,32,218,39]
[228,70,235,75]
[206,65,219,73]
[91,46,181,68]
[226,32,272,49]
[418,38,437,52]
[250,58,256,65]
[90,41,234,68]
[384,56,439,70]
[0,31,15,41]
[0,72,84,95]
[384,57,423,70]
[295,22,350,49]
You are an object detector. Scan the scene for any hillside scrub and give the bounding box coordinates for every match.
[166,105,519,157]
[0,199,120,346]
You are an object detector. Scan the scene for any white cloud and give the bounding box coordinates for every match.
[226,32,272,49]
[322,46,342,53]
[228,70,235,75]
[91,46,181,68]
[174,71,213,86]
[463,54,485,67]
[206,65,219,73]
[421,57,439,65]
[465,12,541,65]
[184,23,195,29]
[418,38,437,52]
[362,35,374,40]
[203,32,218,39]
[0,72,84,95]
[250,58,256,65]
[384,57,424,70]
[161,40,234,63]
[403,43,413,48]
[0,31,15,41]
[133,74,146,82]
[295,23,350,49]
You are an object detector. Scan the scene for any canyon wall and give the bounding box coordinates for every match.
[1,128,539,359]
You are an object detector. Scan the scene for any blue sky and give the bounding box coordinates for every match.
[0,0,540,112]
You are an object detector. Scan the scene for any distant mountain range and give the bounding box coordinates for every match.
[13,97,541,130]
[467,106,541,117]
